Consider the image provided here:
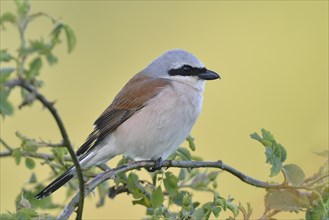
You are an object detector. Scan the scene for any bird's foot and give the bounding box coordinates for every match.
[146,157,163,172]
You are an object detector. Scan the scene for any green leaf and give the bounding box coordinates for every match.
[0,68,15,85]
[25,158,35,170]
[16,131,41,153]
[0,89,14,116]
[15,0,30,18]
[0,50,13,62]
[27,39,51,55]
[261,128,274,140]
[193,201,201,209]
[306,195,329,220]
[0,213,12,219]
[227,202,239,217]
[176,147,192,161]
[250,132,262,141]
[191,155,203,161]
[116,156,128,167]
[114,172,128,186]
[0,12,17,28]
[26,57,42,78]
[214,197,227,211]
[282,164,305,186]
[96,181,109,207]
[272,142,286,163]
[269,159,282,177]
[200,202,213,220]
[132,196,151,208]
[211,205,221,217]
[186,135,196,151]
[51,147,68,161]
[0,67,15,76]
[127,173,143,199]
[178,168,187,180]
[24,143,38,153]
[208,171,219,181]
[51,23,64,39]
[63,24,76,53]
[173,191,189,206]
[260,139,273,147]
[15,208,38,219]
[127,173,138,191]
[251,129,287,177]
[28,173,37,184]
[192,207,206,220]
[306,208,324,220]
[265,189,310,212]
[163,172,178,196]
[265,146,283,177]
[182,192,192,210]
[46,53,58,65]
[49,23,63,52]
[151,186,164,208]
[12,149,22,165]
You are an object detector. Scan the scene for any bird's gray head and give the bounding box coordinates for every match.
[143,49,220,81]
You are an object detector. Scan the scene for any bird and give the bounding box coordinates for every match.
[35,48,220,199]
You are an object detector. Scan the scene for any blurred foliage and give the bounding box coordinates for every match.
[2,129,328,219]
[0,0,76,117]
[103,131,328,220]
[0,1,328,220]
[251,129,328,220]
[0,194,56,220]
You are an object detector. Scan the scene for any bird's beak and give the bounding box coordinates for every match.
[198,69,220,80]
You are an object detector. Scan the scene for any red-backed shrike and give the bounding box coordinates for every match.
[35,49,220,199]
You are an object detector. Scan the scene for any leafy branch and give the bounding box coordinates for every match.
[1,1,84,219]
[1,1,328,220]
[57,141,328,220]
[0,136,70,162]
[58,159,279,219]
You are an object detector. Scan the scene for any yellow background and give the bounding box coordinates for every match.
[0,1,328,219]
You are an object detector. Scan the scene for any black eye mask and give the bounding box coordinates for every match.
[168,65,208,77]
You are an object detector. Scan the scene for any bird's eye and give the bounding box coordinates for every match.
[182,65,192,72]
[168,65,196,77]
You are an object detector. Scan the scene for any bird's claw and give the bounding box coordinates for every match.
[146,157,163,172]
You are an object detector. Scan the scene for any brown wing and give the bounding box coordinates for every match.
[76,73,171,156]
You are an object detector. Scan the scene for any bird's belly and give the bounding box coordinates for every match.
[114,85,203,161]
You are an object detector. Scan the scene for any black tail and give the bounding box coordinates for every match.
[35,166,76,199]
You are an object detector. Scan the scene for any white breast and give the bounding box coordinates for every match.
[114,77,205,161]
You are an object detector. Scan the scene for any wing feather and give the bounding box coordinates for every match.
[76,73,171,156]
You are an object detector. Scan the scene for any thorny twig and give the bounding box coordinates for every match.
[5,79,85,219]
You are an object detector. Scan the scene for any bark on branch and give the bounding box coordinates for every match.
[5,79,85,219]
[58,159,281,219]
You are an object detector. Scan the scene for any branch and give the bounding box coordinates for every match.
[0,149,72,161]
[108,179,154,199]
[0,138,13,152]
[15,132,65,148]
[5,78,85,219]
[108,185,129,199]
[58,160,281,219]
[0,142,110,171]
[6,79,73,149]
[0,136,65,160]
[0,151,12,157]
